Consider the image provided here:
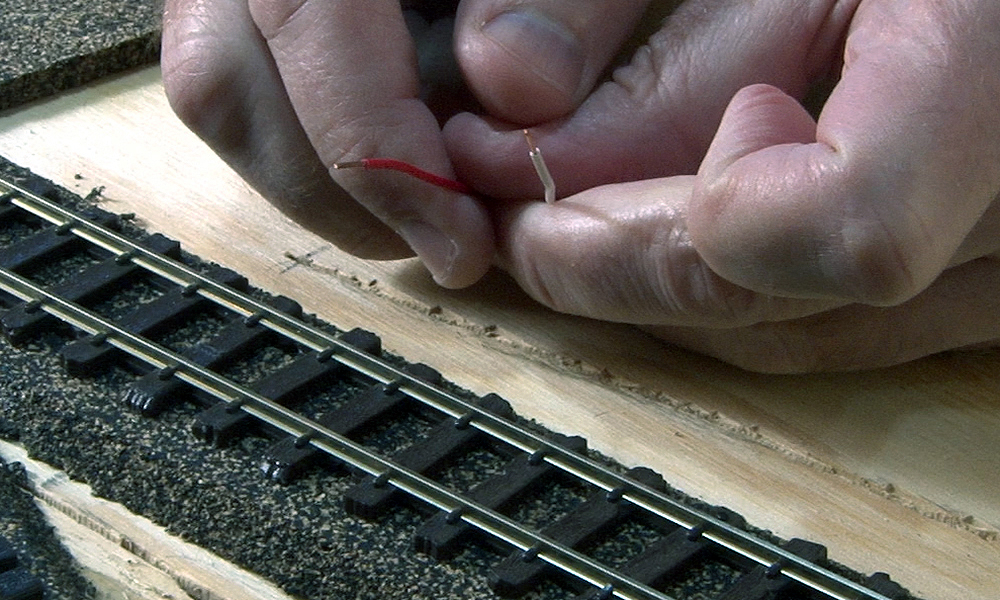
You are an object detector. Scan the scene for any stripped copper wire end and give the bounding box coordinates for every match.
[523,129,556,204]
[332,158,472,195]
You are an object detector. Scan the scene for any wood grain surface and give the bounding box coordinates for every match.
[1,66,997,600]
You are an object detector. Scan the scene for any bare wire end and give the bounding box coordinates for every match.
[330,158,471,194]
[523,129,556,204]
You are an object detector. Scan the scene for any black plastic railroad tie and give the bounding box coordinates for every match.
[337,327,383,356]
[62,260,243,373]
[0,203,120,286]
[124,293,304,418]
[6,231,178,349]
[343,387,495,520]
[714,538,827,600]
[865,572,909,599]
[570,506,749,600]
[478,392,515,420]
[260,337,396,485]
[193,400,253,448]
[403,362,444,385]
[415,434,587,562]
[491,463,664,598]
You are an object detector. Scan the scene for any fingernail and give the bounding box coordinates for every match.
[397,221,458,284]
[482,9,586,99]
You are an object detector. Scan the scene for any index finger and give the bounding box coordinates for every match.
[490,176,842,327]
[248,0,494,287]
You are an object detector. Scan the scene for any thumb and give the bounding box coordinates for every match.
[689,83,865,301]
[453,0,650,124]
[693,84,818,184]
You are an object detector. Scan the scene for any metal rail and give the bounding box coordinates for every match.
[0,176,893,600]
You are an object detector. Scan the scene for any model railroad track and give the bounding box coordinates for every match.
[0,176,910,600]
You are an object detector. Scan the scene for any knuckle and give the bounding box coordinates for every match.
[836,201,936,306]
[161,0,270,147]
[162,57,230,136]
[824,144,951,306]
[161,30,248,143]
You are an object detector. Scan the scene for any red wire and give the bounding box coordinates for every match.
[334,158,472,195]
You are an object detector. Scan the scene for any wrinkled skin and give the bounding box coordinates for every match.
[161,0,1000,372]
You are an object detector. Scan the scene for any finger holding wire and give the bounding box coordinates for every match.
[247,0,494,288]
[332,159,473,195]
[162,0,398,260]
[336,129,556,204]
[523,129,556,203]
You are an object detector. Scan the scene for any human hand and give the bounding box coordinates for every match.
[161,0,494,288]
[443,0,1000,372]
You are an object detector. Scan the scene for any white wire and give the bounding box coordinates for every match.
[524,130,556,203]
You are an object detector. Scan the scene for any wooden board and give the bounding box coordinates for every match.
[0,66,998,599]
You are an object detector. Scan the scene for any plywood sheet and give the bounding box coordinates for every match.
[0,67,997,600]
